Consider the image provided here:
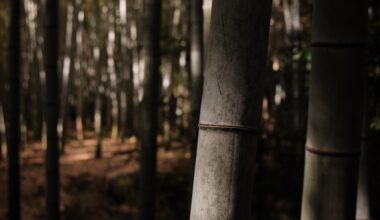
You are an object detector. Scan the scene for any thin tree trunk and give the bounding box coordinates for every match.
[138,0,161,219]
[44,0,60,219]
[75,3,84,141]
[300,1,367,219]
[356,144,371,220]
[0,105,4,160]
[189,0,271,219]
[126,58,135,137]
[189,0,204,171]
[24,0,42,141]
[356,80,371,220]
[0,42,4,160]
[125,8,135,138]
[119,0,135,139]
[6,0,21,219]
[106,1,119,141]
[93,0,104,159]
[283,0,302,134]
[59,0,78,154]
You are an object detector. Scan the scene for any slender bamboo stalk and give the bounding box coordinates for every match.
[0,40,4,160]
[6,0,21,219]
[75,2,84,141]
[59,0,78,154]
[93,0,103,159]
[0,105,4,160]
[138,0,161,219]
[356,144,371,220]
[44,0,60,218]
[189,0,271,219]
[356,79,371,220]
[189,0,204,170]
[300,0,367,220]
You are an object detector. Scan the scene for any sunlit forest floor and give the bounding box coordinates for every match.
[1,133,379,220]
[0,133,192,220]
[0,134,302,220]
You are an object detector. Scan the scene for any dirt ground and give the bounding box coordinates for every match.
[0,138,192,220]
[3,134,375,220]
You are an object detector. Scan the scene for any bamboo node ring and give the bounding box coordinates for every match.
[198,123,259,135]
[305,145,360,157]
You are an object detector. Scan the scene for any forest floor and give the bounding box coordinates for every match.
[0,132,338,220]
[0,135,192,220]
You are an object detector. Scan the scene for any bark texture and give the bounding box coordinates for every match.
[189,0,271,219]
[300,0,367,220]
[138,0,161,220]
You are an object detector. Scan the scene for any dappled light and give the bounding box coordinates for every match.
[0,0,379,220]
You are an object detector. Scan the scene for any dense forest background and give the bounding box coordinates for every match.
[0,0,379,219]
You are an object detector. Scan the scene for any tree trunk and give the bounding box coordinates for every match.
[356,80,371,220]
[286,0,302,134]
[59,0,78,154]
[189,0,271,219]
[0,41,4,160]
[300,1,367,220]
[106,1,119,141]
[93,0,104,159]
[44,0,60,219]
[75,2,85,141]
[6,0,21,219]
[189,0,204,169]
[356,144,371,220]
[126,59,135,137]
[0,105,4,160]
[124,4,136,137]
[24,0,44,141]
[138,0,161,219]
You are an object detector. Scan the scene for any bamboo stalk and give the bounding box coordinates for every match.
[6,0,21,219]
[301,0,367,219]
[138,0,161,220]
[44,0,60,218]
[189,0,271,219]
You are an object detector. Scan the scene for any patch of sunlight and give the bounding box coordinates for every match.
[272,57,280,71]
[275,84,286,105]
[62,153,93,163]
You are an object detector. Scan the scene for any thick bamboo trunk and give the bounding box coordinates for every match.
[44,0,60,219]
[6,0,21,219]
[189,0,271,219]
[138,0,161,219]
[300,1,367,220]
[189,0,204,169]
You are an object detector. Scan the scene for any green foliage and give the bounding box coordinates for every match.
[370,117,380,130]
[292,49,311,62]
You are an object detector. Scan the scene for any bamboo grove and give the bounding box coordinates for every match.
[0,0,379,220]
